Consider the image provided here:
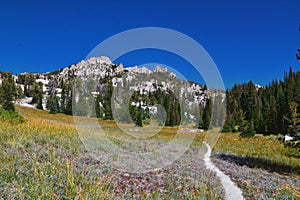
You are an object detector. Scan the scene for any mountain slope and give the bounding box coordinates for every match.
[1,56,227,127]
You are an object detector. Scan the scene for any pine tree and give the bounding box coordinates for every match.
[60,82,66,113]
[64,90,73,115]
[265,96,278,135]
[0,73,15,112]
[15,85,23,99]
[32,82,44,110]
[240,120,256,137]
[284,101,300,150]
[103,82,113,120]
[36,92,43,110]
[135,104,143,127]
[48,97,59,114]
[95,95,102,118]
[222,112,233,132]
[169,95,180,126]
[47,80,59,114]
[237,109,247,132]
[198,108,204,129]
[23,74,35,97]
[202,98,212,130]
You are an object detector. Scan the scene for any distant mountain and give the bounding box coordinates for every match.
[2,56,222,126]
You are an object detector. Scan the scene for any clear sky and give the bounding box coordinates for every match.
[0,0,299,88]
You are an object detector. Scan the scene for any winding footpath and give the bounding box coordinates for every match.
[203,142,244,200]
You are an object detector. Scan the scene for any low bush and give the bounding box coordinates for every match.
[240,121,256,137]
[0,108,25,123]
[221,125,232,133]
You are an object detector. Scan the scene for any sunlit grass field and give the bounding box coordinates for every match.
[0,106,299,199]
[213,132,300,175]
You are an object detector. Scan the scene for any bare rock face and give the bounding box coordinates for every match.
[12,56,220,121]
[88,56,112,65]
[154,65,168,73]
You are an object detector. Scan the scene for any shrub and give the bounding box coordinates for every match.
[240,121,256,137]
[0,108,26,123]
[221,124,232,133]
[232,126,238,133]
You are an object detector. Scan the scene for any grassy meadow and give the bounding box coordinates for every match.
[213,133,300,174]
[0,105,299,199]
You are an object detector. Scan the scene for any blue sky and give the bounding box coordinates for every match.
[0,0,299,88]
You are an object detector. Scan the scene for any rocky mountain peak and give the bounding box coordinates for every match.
[154,65,168,73]
[87,56,112,65]
[11,56,211,120]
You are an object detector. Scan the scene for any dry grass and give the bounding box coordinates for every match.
[0,106,223,199]
[1,106,298,199]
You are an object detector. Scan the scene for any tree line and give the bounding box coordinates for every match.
[0,72,25,123]
[1,66,299,150]
[223,67,300,150]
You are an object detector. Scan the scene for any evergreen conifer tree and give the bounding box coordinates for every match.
[135,104,143,127]
[47,80,59,114]
[0,73,16,112]
[202,98,212,130]
[240,120,256,137]
[284,102,300,150]
[36,92,43,110]
[64,90,73,115]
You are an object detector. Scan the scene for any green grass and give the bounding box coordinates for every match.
[0,107,25,123]
[213,132,300,175]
